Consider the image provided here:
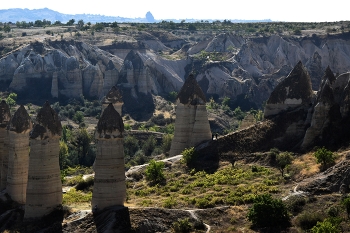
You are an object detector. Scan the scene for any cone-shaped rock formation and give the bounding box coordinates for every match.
[302,67,342,149]
[0,100,11,191]
[92,103,126,211]
[102,86,123,115]
[25,101,62,218]
[264,61,313,118]
[7,105,32,204]
[169,74,211,156]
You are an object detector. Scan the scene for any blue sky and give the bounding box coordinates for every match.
[0,0,348,22]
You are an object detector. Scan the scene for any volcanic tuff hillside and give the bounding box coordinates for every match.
[1,31,350,114]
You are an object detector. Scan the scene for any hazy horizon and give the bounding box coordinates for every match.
[0,0,349,22]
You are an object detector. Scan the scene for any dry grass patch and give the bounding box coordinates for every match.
[289,152,319,181]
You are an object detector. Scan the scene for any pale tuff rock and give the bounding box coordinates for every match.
[93,104,126,210]
[25,102,62,219]
[170,74,212,156]
[264,61,313,118]
[101,86,123,115]
[0,100,11,191]
[7,105,32,204]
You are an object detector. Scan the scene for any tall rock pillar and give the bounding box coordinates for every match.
[101,86,123,115]
[92,103,126,211]
[0,100,11,191]
[25,102,62,219]
[170,74,212,156]
[7,105,33,204]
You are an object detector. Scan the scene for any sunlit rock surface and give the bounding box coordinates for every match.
[7,105,32,204]
[25,102,62,219]
[170,74,211,156]
[92,103,126,211]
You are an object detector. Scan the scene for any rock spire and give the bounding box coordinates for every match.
[101,86,123,115]
[92,103,126,211]
[169,74,211,156]
[0,100,11,191]
[264,61,313,118]
[25,101,62,218]
[7,105,33,204]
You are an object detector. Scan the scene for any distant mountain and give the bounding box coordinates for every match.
[0,8,271,23]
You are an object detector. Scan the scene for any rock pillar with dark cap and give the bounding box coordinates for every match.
[92,103,126,211]
[7,105,33,204]
[101,86,123,115]
[25,101,62,219]
[169,74,212,156]
[0,100,11,191]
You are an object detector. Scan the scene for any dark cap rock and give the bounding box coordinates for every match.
[97,103,124,135]
[177,74,206,105]
[0,100,11,128]
[9,105,33,133]
[267,61,313,105]
[104,86,123,104]
[30,101,62,139]
[322,66,336,85]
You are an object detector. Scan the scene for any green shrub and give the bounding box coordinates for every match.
[63,188,92,204]
[172,218,192,233]
[247,194,290,228]
[295,211,324,230]
[182,147,197,167]
[145,160,165,184]
[314,147,335,168]
[163,196,177,208]
[311,218,341,233]
[75,176,94,191]
[342,196,350,218]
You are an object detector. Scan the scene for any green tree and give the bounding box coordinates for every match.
[188,24,196,31]
[72,128,93,166]
[145,159,165,184]
[67,19,75,26]
[124,135,140,157]
[276,152,293,177]
[314,147,335,168]
[59,141,69,170]
[6,93,17,107]
[162,134,173,153]
[77,19,84,29]
[222,96,230,106]
[247,194,290,228]
[3,25,11,33]
[142,135,157,156]
[234,106,245,120]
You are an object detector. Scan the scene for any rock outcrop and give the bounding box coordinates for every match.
[92,103,126,211]
[6,105,32,204]
[25,102,62,219]
[101,86,123,115]
[0,101,11,191]
[302,67,339,148]
[264,61,314,118]
[169,74,211,156]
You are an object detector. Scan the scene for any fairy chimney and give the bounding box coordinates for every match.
[169,74,212,156]
[92,103,126,211]
[0,100,11,191]
[25,101,62,219]
[102,86,123,115]
[264,61,313,118]
[7,105,33,204]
